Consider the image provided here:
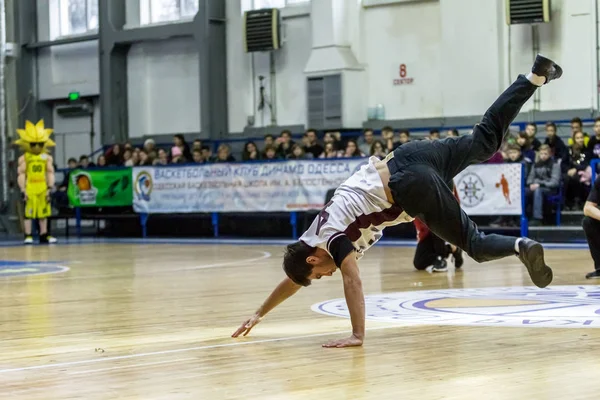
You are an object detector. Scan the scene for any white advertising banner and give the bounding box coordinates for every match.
[132,159,369,213]
[453,163,523,216]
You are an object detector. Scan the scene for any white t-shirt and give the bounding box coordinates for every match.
[300,157,414,266]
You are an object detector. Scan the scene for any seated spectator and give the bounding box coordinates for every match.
[319,142,338,159]
[147,150,157,162]
[330,131,342,143]
[123,149,133,166]
[52,157,79,209]
[303,129,324,158]
[172,134,192,160]
[323,132,340,152]
[358,129,375,155]
[515,132,536,161]
[106,144,123,166]
[300,133,310,149]
[397,130,410,147]
[516,131,536,162]
[132,152,140,166]
[170,146,187,164]
[446,129,459,137]
[428,129,440,141]
[58,158,78,191]
[124,141,133,152]
[262,134,275,155]
[144,138,156,154]
[192,139,202,152]
[586,117,600,161]
[370,140,387,159]
[563,131,590,209]
[506,143,532,170]
[525,123,542,151]
[79,155,93,169]
[526,145,560,225]
[242,141,261,161]
[276,130,295,158]
[97,155,107,167]
[201,145,213,162]
[216,144,235,163]
[381,126,396,152]
[568,117,590,147]
[288,144,309,160]
[154,148,169,166]
[192,149,204,164]
[139,150,152,166]
[263,145,279,161]
[544,122,568,163]
[343,139,365,158]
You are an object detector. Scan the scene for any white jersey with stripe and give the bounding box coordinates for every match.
[300,156,414,262]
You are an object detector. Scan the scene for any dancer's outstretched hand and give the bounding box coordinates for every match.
[231,314,262,338]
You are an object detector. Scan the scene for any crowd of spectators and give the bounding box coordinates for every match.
[60,118,599,225]
[491,117,598,226]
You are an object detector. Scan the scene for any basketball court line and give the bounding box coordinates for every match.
[0,250,272,283]
[0,325,400,374]
[0,237,590,249]
[67,357,199,375]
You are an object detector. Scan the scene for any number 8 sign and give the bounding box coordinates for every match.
[393,63,414,86]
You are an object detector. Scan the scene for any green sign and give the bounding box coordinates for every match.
[67,168,133,207]
[68,91,80,101]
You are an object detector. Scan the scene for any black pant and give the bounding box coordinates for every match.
[387,75,537,263]
[583,216,600,270]
[414,233,449,270]
[563,173,588,208]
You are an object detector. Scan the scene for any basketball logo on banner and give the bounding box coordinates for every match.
[134,171,153,201]
[456,172,485,207]
[453,164,522,215]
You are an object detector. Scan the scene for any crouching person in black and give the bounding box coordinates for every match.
[583,176,600,278]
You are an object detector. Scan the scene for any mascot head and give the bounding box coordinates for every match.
[15,120,55,155]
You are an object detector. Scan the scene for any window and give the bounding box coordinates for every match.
[241,0,310,13]
[57,0,98,38]
[140,0,199,25]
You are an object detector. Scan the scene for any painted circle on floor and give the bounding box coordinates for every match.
[0,261,69,277]
[312,285,600,328]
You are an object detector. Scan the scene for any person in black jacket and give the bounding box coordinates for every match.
[563,131,589,210]
[525,122,542,151]
[544,121,568,163]
[586,117,600,162]
[583,176,600,278]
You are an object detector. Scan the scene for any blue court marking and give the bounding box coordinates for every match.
[0,237,590,250]
[0,260,69,277]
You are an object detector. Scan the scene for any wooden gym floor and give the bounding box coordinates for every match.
[0,239,599,399]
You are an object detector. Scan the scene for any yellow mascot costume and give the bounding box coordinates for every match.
[15,120,57,244]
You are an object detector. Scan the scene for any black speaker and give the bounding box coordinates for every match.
[506,0,551,25]
[56,102,93,117]
[243,8,281,53]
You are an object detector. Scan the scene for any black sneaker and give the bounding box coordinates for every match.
[452,248,464,269]
[432,257,448,272]
[586,270,600,279]
[531,54,562,85]
[517,238,553,288]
